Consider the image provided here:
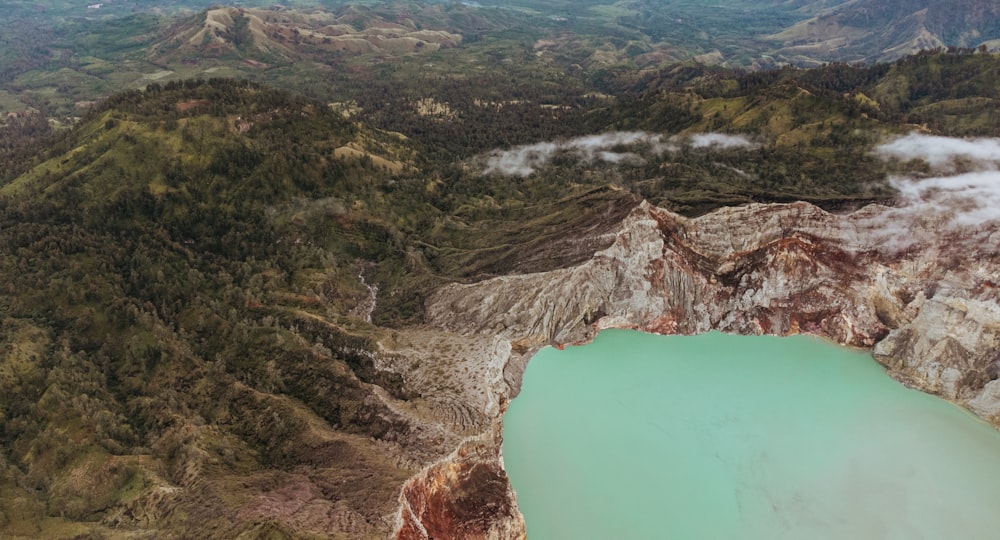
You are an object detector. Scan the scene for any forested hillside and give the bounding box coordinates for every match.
[2,49,1000,537]
[0,79,424,537]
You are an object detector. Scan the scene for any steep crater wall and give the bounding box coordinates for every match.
[392,200,1000,539]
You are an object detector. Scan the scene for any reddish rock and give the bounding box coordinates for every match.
[397,438,524,540]
[396,200,1000,539]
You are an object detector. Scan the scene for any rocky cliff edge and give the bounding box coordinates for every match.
[389,199,1000,539]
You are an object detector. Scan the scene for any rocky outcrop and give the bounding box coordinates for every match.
[396,435,524,540]
[391,200,1000,539]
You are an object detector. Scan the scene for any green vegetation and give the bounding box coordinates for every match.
[0,77,638,536]
[2,1,1000,536]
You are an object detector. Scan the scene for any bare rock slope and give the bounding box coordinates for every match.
[391,199,1000,538]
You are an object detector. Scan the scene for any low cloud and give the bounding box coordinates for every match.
[876,133,1000,169]
[483,141,561,177]
[482,131,659,177]
[874,133,1000,228]
[481,131,757,177]
[887,171,1000,227]
[859,133,1000,253]
[688,133,756,150]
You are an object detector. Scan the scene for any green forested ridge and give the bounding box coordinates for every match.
[0,78,647,537]
[0,79,421,537]
[2,39,1000,538]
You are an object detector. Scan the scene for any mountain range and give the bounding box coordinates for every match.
[767,0,1000,63]
[4,0,1000,120]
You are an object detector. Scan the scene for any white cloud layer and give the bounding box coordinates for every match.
[482,131,756,177]
[688,133,757,150]
[889,171,1000,226]
[877,133,1000,168]
[874,133,1000,230]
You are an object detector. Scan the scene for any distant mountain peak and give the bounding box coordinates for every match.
[148,6,463,66]
[766,0,1000,63]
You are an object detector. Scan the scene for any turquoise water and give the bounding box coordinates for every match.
[502,330,1000,540]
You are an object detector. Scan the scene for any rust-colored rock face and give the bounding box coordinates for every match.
[389,200,1000,539]
[396,438,525,540]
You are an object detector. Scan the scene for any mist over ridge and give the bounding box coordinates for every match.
[876,133,1000,223]
[482,132,758,177]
